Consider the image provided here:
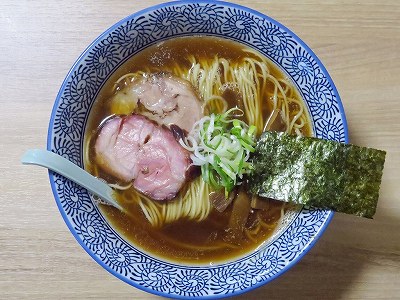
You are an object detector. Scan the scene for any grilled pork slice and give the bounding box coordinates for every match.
[115,73,203,133]
[95,114,191,200]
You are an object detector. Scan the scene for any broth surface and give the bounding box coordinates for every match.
[84,36,311,264]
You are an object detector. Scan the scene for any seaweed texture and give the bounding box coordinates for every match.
[249,132,386,218]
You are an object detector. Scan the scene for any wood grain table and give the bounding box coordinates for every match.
[1,0,399,299]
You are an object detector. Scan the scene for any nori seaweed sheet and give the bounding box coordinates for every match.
[248,132,386,218]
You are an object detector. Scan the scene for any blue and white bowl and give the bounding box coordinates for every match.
[48,1,347,298]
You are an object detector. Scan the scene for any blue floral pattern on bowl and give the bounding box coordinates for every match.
[48,1,347,299]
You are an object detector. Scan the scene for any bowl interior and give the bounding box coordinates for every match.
[48,1,347,298]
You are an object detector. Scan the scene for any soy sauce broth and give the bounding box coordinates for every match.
[84,36,310,264]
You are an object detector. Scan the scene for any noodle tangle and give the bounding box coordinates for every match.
[96,48,310,227]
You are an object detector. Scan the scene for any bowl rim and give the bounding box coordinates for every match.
[47,0,348,298]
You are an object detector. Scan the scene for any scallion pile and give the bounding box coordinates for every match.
[180,108,256,197]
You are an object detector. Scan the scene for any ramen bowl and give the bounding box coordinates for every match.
[48,1,347,298]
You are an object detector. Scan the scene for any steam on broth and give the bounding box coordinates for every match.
[84,36,311,264]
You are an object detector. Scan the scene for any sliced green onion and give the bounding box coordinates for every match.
[181,108,256,196]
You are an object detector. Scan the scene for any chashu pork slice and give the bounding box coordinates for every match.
[118,73,203,133]
[94,114,191,200]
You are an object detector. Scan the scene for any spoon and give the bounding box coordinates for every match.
[21,149,123,211]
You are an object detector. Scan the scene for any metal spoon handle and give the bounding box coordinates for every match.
[21,149,122,211]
